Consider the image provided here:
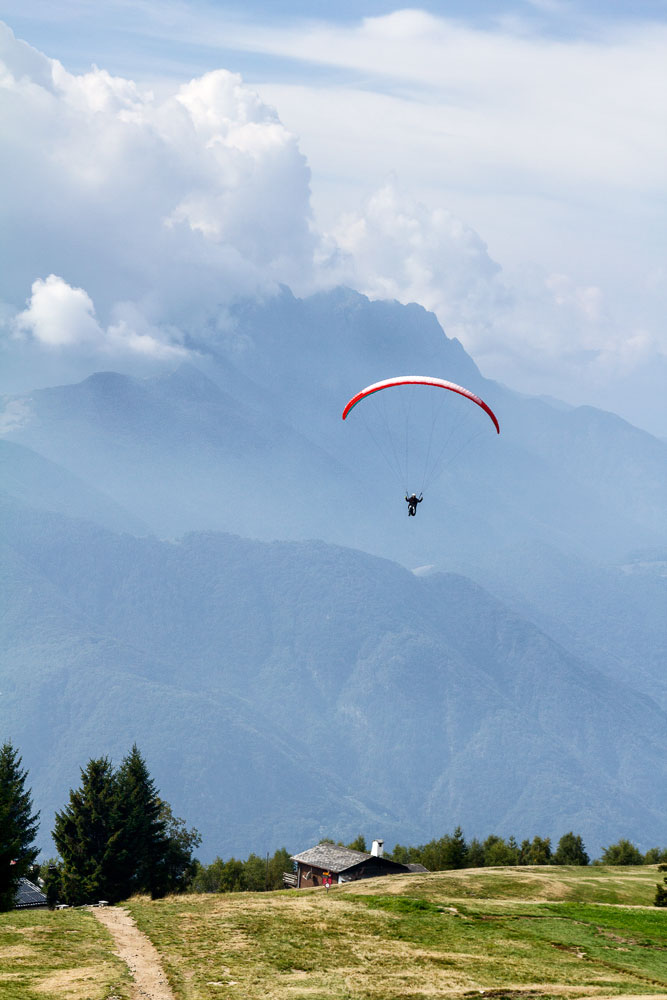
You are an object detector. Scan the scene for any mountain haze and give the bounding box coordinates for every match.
[2,497,666,860]
[3,289,666,565]
[1,287,666,860]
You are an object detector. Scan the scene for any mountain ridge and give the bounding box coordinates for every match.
[1,287,665,861]
[2,497,665,860]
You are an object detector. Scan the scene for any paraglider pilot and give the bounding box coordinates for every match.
[405,493,423,516]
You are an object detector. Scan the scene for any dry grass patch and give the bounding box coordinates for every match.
[35,963,121,998]
[341,867,661,906]
[0,908,132,1000]
[126,869,667,1000]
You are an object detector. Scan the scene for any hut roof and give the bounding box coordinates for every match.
[291,843,374,873]
[15,878,47,909]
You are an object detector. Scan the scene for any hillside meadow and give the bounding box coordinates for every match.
[1,866,665,1000]
[0,905,131,1000]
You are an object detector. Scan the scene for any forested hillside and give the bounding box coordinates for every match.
[2,289,666,861]
[2,496,666,859]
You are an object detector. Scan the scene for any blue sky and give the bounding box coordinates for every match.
[1,2,666,434]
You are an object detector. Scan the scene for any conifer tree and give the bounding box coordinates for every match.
[553,832,589,865]
[448,826,469,869]
[519,835,552,865]
[53,757,123,904]
[115,745,168,899]
[0,743,39,911]
[466,838,485,868]
[654,865,667,907]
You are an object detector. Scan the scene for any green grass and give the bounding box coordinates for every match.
[343,865,662,906]
[0,907,131,1000]
[1,869,664,1000]
[125,867,667,1000]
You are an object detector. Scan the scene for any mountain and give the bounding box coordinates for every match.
[2,287,665,705]
[447,538,667,711]
[1,286,666,861]
[2,497,666,860]
[0,438,148,535]
[2,288,666,567]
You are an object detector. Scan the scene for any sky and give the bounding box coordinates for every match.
[1,1,666,436]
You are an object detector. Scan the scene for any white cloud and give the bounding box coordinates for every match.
[0,21,316,372]
[1,12,666,434]
[13,274,188,360]
[14,275,103,347]
[231,10,667,190]
[326,178,667,432]
[330,180,508,351]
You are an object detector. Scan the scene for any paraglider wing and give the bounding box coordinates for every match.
[342,376,500,434]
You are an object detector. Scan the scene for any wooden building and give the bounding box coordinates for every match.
[288,840,418,888]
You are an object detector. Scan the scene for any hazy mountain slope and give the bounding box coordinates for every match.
[0,501,393,858]
[210,287,667,551]
[447,539,667,710]
[2,287,666,861]
[2,288,665,568]
[0,366,355,541]
[2,288,665,721]
[0,439,148,534]
[2,499,665,859]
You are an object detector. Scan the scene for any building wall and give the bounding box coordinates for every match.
[297,864,328,888]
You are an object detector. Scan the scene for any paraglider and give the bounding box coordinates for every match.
[342,376,500,432]
[342,375,499,513]
[405,492,423,516]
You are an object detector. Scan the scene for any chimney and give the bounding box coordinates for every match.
[371,839,384,858]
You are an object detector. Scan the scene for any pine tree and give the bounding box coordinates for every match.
[53,757,123,905]
[53,748,199,904]
[654,864,667,907]
[553,832,589,866]
[115,745,168,899]
[519,836,552,865]
[0,743,39,911]
[448,826,469,869]
[466,838,485,868]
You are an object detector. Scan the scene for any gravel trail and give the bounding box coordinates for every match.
[93,905,175,1000]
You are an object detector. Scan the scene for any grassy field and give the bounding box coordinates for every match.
[0,906,131,1000]
[125,866,667,1000]
[1,868,664,1000]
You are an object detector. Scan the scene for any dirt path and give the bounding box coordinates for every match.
[92,905,175,1000]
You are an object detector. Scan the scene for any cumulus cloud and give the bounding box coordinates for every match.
[0,21,316,377]
[13,274,188,360]
[13,275,103,347]
[1,15,666,433]
[325,178,667,431]
[329,180,509,353]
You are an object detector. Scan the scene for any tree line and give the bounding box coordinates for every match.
[2,739,667,910]
[385,828,667,869]
[1,741,200,910]
[155,830,667,900]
